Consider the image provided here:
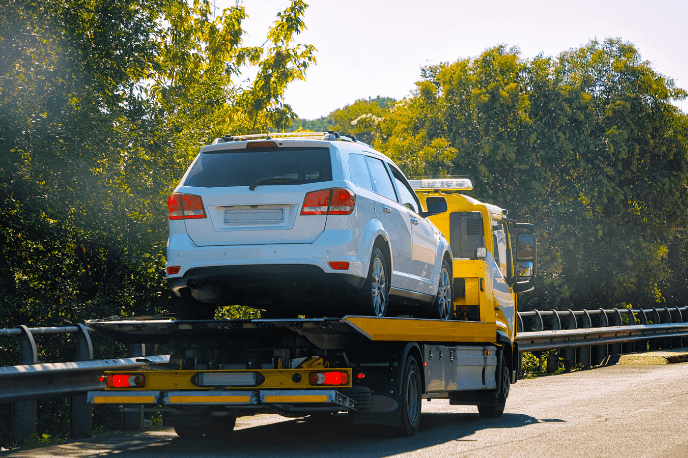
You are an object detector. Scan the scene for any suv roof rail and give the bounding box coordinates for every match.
[211,131,363,145]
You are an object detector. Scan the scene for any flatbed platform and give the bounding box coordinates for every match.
[86,316,497,347]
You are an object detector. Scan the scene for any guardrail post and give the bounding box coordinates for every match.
[577,311,592,369]
[562,310,577,371]
[661,308,674,349]
[679,307,688,347]
[122,344,145,431]
[672,307,684,348]
[13,326,38,445]
[70,324,94,439]
[592,309,608,366]
[649,308,661,350]
[623,309,636,354]
[607,310,623,364]
[636,309,649,352]
[546,312,561,373]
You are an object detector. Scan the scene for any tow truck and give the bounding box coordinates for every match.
[86,178,536,438]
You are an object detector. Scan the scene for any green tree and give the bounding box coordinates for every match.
[375,39,688,311]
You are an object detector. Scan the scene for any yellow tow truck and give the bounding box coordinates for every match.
[86,178,536,438]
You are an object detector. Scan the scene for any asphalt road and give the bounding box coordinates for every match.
[4,363,688,458]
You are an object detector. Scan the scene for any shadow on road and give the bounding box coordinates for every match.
[110,411,561,457]
[2,409,565,457]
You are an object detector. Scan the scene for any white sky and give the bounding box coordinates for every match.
[225,0,688,119]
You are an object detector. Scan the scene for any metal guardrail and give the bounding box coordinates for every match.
[0,324,168,444]
[515,307,688,372]
[1,307,687,444]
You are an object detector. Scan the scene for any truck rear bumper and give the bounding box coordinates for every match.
[88,389,355,410]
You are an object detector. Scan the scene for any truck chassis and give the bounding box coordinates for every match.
[87,316,515,437]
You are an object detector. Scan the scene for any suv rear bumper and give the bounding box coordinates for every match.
[168,264,366,306]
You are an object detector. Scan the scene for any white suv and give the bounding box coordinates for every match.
[166,132,453,320]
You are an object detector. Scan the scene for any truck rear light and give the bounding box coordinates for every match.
[328,189,356,215]
[329,262,349,270]
[309,371,349,386]
[191,371,265,387]
[103,374,145,388]
[301,189,356,216]
[168,193,207,220]
[301,190,330,215]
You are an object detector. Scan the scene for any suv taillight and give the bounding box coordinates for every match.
[301,189,356,216]
[168,193,207,220]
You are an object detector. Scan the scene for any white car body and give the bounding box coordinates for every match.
[166,133,452,317]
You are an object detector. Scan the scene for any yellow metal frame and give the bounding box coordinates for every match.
[102,368,353,391]
[344,316,495,343]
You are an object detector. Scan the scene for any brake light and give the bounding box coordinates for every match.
[168,193,207,220]
[329,189,356,215]
[309,371,349,386]
[301,189,355,216]
[168,193,183,220]
[302,190,331,215]
[166,266,181,275]
[103,374,145,388]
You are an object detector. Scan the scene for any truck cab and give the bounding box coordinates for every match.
[411,178,537,344]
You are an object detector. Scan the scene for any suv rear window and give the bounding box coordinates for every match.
[183,147,333,188]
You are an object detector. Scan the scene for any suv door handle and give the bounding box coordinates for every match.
[410,217,419,225]
[382,207,392,214]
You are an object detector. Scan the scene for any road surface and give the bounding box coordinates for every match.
[4,363,687,457]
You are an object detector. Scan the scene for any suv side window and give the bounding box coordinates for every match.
[389,166,420,213]
[364,156,397,202]
[348,154,374,192]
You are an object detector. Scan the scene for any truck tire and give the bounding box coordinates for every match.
[206,416,237,439]
[397,354,422,436]
[173,425,205,438]
[176,289,216,320]
[478,351,510,418]
[356,246,389,317]
[431,258,452,320]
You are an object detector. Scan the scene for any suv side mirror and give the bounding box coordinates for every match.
[511,223,536,293]
[421,196,447,218]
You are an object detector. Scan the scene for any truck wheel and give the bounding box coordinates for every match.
[397,355,422,436]
[206,416,237,439]
[173,425,205,438]
[357,246,389,317]
[478,351,510,418]
[431,259,452,320]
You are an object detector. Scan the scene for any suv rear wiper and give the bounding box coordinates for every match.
[248,177,304,191]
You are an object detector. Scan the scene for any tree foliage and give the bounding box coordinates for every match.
[0,0,315,445]
[374,39,688,310]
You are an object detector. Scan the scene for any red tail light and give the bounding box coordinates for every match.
[301,189,355,216]
[301,190,330,215]
[308,371,350,386]
[105,374,145,388]
[168,193,207,220]
[329,189,356,215]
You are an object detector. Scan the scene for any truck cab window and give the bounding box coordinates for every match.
[492,220,508,278]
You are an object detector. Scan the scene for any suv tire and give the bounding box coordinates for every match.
[356,246,389,317]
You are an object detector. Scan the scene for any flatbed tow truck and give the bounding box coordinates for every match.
[86,179,537,438]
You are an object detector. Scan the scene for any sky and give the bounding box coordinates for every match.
[224,0,688,120]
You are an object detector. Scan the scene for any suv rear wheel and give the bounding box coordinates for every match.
[356,246,389,317]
